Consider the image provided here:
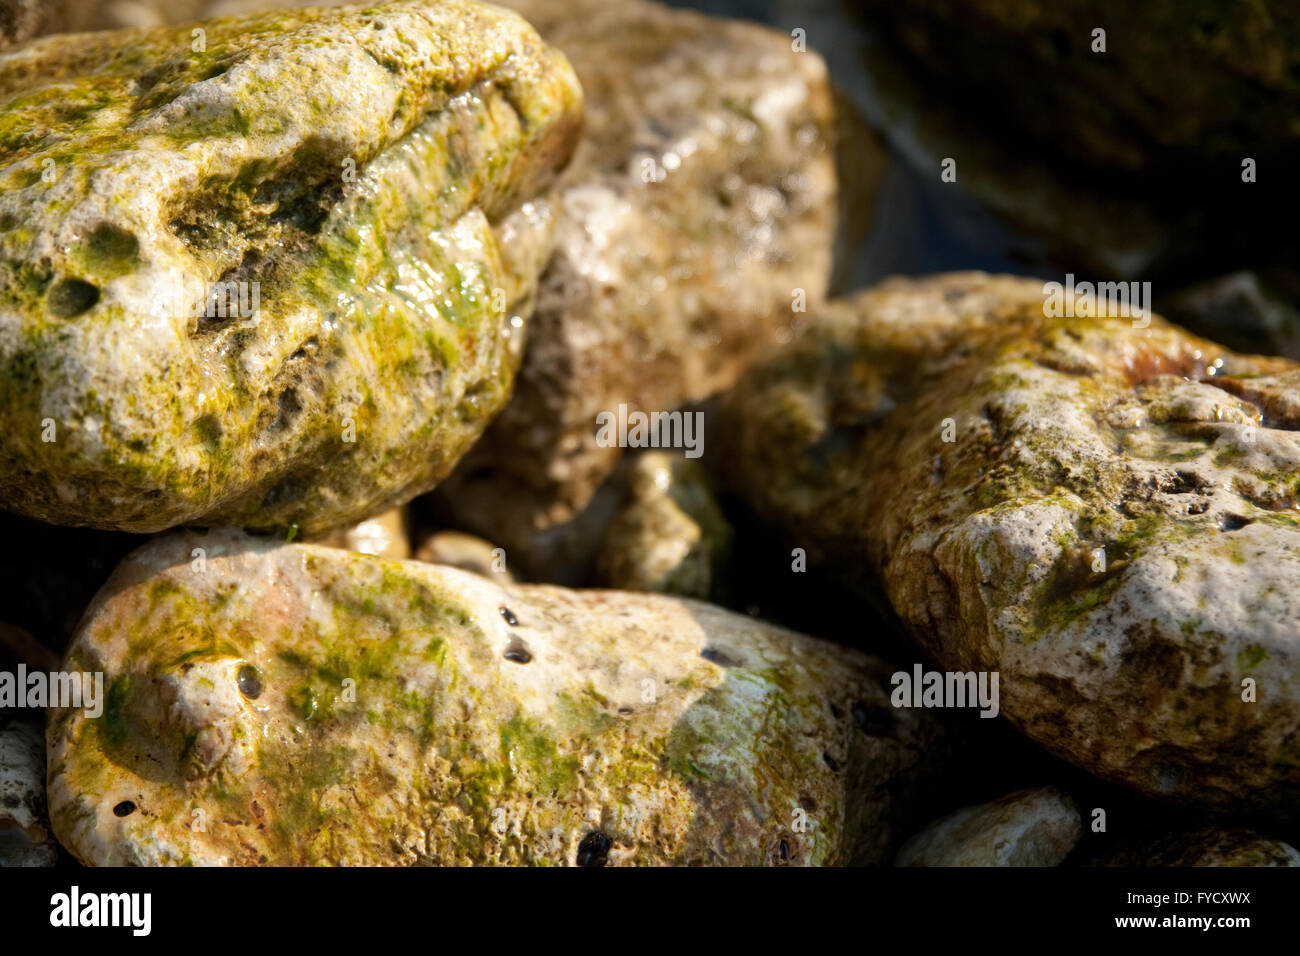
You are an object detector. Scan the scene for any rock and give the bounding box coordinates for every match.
[895,786,1081,867]
[310,507,409,562]
[0,0,95,48]
[0,718,58,866]
[593,452,732,600]
[721,272,1300,809]
[434,0,837,560]
[0,0,582,534]
[48,529,940,865]
[414,529,514,584]
[1096,828,1300,867]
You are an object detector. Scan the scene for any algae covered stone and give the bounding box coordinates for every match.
[0,0,582,533]
[48,528,939,865]
[722,273,1300,809]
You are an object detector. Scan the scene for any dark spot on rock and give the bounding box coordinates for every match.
[47,278,100,317]
[2,794,19,808]
[576,831,611,867]
[700,646,739,667]
[853,701,893,736]
[113,800,136,817]
[499,606,519,626]
[822,752,840,771]
[799,795,817,812]
[86,223,139,273]
[1220,514,1252,531]
[195,413,222,448]
[1164,471,1202,495]
[617,706,633,715]
[829,703,843,720]
[273,388,302,431]
[779,839,790,861]
[504,638,531,664]
[237,665,262,699]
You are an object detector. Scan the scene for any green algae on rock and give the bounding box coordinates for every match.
[0,0,582,533]
[48,528,939,865]
[721,273,1300,809]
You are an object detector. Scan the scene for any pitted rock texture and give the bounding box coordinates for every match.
[0,0,582,534]
[48,529,939,866]
[895,786,1081,867]
[722,272,1300,809]
[434,0,836,556]
[0,717,58,866]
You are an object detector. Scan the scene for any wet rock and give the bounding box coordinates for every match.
[434,0,837,560]
[0,0,582,534]
[722,272,1300,809]
[49,529,939,865]
[895,786,1081,867]
[1096,828,1300,867]
[594,452,732,600]
[0,718,58,866]
[414,530,514,584]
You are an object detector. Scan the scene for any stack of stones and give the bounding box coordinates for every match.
[0,0,1295,866]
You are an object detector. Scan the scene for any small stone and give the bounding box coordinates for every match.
[310,508,409,561]
[593,452,733,600]
[895,786,1081,867]
[414,530,514,584]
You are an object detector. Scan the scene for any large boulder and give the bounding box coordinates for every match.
[433,0,838,574]
[48,529,940,865]
[0,0,582,534]
[721,272,1300,809]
